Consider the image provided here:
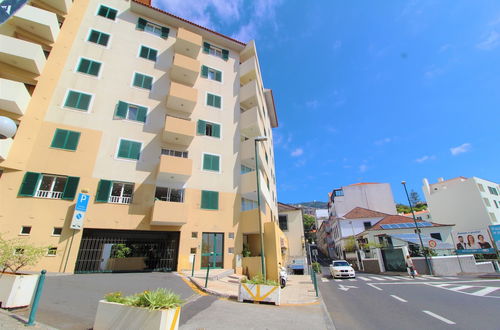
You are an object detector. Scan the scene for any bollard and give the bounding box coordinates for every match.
[191,254,196,277]
[204,253,212,288]
[27,270,47,326]
[312,271,319,297]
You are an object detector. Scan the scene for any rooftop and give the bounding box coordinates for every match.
[342,207,389,219]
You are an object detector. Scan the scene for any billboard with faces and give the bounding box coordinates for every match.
[453,229,495,254]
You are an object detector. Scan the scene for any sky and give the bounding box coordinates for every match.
[153,0,500,205]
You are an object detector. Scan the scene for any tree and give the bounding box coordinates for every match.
[409,190,421,207]
[0,235,46,273]
[303,214,316,244]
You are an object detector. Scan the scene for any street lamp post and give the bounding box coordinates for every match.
[401,181,433,275]
[254,136,267,279]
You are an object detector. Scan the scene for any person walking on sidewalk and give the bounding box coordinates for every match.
[406,255,415,278]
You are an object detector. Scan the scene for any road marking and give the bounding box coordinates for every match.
[333,279,342,282]
[380,276,399,281]
[321,278,329,282]
[471,287,499,296]
[338,284,357,291]
[413,277,426,280]
[396,276,412,281]
[422,310,456,325]
[358,277,371,281]
[367,283,383,291]
[369,276,385,281]
[348,279,356,282]
[449,285,473,292]
[390,295,407,302]
[430,283,454,288]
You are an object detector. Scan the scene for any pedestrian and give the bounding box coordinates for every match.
[406,255,415,278]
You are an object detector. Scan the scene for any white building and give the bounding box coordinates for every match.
[278,203,307,274]
[423,177,500,231]
[315,208,329,231]
[328,183,397,218]
[401,210,432,221]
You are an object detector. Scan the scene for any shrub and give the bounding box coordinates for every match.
[104,289,183,311]
[312,262,321,273]
[0,235,46,273]
[241,274,278,286]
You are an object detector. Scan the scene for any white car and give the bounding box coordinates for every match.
[329,260,356,279]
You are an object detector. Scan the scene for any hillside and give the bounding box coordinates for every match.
[292,201,328,209]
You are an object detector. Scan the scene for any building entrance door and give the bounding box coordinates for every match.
[201,233,224,269]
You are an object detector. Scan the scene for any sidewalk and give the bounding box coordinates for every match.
[182,271,319,305]
[0,309,57,330]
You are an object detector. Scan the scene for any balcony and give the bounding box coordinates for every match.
[174,28,202,59]
[241,171,259,200]
[170,53,200,86]
[166,82,197,114]
[240,56,258,85]
[240,107,264,138]
[157,155,192,182]
[240,80,259,109]
[31,0,71,16]
[10,5,60,43]
[0,138,13,161]
[0,79,31,115]
[240,209,260,233]
[240,138,266,170]
[151,200,188,226]
[0,35,46,84]
[163,116,195,146]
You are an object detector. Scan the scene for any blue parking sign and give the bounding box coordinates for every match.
[75,193,90,212]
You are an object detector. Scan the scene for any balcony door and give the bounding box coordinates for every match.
[201,233,224,269]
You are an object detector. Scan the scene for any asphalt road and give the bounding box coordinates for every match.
[318,268,500,330]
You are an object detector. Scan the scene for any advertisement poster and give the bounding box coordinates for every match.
[489,225,500,251]
[453,229,495,254]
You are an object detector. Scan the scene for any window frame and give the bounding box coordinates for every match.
[87,29,111,47]
[138,45,158,62]
[278,214,288,231]
[108,181,134,204]
[19,226,32,236]
[154,186,185,203]
[197,120,222,139]
[63,89,94,113]
[488,186,499,196]
[161,148,188,158]
[35,174,68,199]
[50,128,81,151]
[201,190,219,210]
[144,21,163,37]
[115,138,142,161]
[75,57,102,78]
[201,152,221,173]
[46,247,58,256]
[205,92,222,109]
[131,72,154,90]
[52,227,63,236]
[96,4,118,21]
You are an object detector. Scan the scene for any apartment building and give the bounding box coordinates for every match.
[278,202,307,274]
[423,177,500,232]
[0,0,286,280]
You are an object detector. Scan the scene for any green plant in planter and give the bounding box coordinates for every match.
[111,244,132,258]
[241,274,278,286]
[242,244,251,257]
[312,262,321,273]
[0,234,46,273]
[104,289,183,311]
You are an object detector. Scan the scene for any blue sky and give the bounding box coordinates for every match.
[154,0,500,205]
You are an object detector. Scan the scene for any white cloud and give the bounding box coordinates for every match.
[333,40,342,50]
[450,143,472,156]
[374,137,392,146]
[477,31,500,50]
[359,164,368,173]
[415,155,436,163]
[291,148,303,157]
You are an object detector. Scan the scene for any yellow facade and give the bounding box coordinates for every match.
[0,0,281,279]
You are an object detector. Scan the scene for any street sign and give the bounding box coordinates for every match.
[0,0,29,24]
[70,193,90,230]
[428,240,437,248]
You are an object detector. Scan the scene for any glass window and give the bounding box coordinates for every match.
[241,165,253,174]
[52,227,62,236]
[139,46,158,61]
[161,149,188,158]
[241,198,257,211]
[77,58,101,76]
[97,5,117,20]
[36,175,67,199]
[88,29,110,46]
[488,186,498,195]
[20,226,31,235]
[109,182,134,204]
[278,215,288,231]
[145,22,162,36]
[155,187,184,203]
[64,90,92,111]
[133,73,153,90]
[117,139,141,160]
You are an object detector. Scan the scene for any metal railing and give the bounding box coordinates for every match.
[108,196,131,204]
[36,190,62,199]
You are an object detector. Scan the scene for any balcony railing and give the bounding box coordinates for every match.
[36,190,62,199]
[109,196,131,204]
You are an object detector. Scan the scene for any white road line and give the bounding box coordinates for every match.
[348,279,356,282]
[430,283,454,288]
[321,278,329,282]
[333,279,342,282]
[369,276,385,281]
[396,276,412,281]
[422,310,456,325]
[390,295,408,302]
[470,287,499,296]
[449,285,474,292]
[368,283,383,291]
[358,277,371,281]
[413,277,426,280]
[380,276,399,281]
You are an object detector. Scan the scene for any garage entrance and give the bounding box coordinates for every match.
[74,229,180,273]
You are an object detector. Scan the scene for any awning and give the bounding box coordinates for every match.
[390,233,453,249]
[289,264,304,270]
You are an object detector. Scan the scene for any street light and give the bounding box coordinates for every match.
[401,181,433,275]
[254,136,267,279]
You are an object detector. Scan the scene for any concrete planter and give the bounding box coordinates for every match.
[238,283,281,305]
[0,272,39,308]
[93,300,181,330]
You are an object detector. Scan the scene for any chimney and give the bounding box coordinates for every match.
[438,177,444,182]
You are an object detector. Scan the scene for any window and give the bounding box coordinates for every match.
[51,129,81,151]
[88,29,110,46]
[20,226,31,235]
[133,73,153,90]
[279,215,288,231]
[484,198,491,207]
[136,18,169,38]
[18,172,79,200]
[76,58,101,76]
[488,186,498,195]
[206,93,222,108]
[203,153,220,172]
[161,149,188,158]
[192,232,198,238]
[430,233,442,240]
[197,120,220,138]
[139,46,157,61]
[117,139,141,160]
[64,90,92,111]
[190,248,197,254]
[47,247,57,256]
[202,42,229,60]
[201,65,222,82]
[228,247,234,254]
[494,200,499,208]
[95,180,133,204]
[52,227,62,236]
[363,221,371,230]
[115,101,147,123]
[228,232,234,239]
[97,5,117,20]
[201,190,218,210]
[241,198,257,211]
[241,165,253,174]
[490,212,497,222]
[155,187,184,202]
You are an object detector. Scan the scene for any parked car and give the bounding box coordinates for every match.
[329,260,355,279]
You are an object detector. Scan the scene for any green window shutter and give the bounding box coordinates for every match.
[201,190,210,209]
[212,191,219,209]
[88,30,99,43]
[64,91,80,108]
[133,73,143,87]
[78,59,90,74]
[97,6,108,17]
[136,106,147,123]
[65,131,81,151]
[78,93,91,110]
[18,172,41,197]
[207,93,214,106]
[212,123,221,138]
[118,140,131,158]
[96,179,112,202]
[99,33,109,46]
[201,191,218,209]
[161,27,169,38]
[222,49,229,60]
[108,8,117,20]
[213,155,220,171]
[214,95,221,108]
[51,129,67,149]
[144,76,153,90]
[201,65,208,78]
[215,70,222,82]
[197,120,206,135]
[139,46,149,59]
[203,154,211,170]
[61,176,80,200]
[149,49,157,61]
[129,141,141,160]
[203,42,210,53]
[115,101,128,118]
[137,18,147,31]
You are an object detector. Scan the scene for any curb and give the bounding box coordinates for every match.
[187,276,238,300]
